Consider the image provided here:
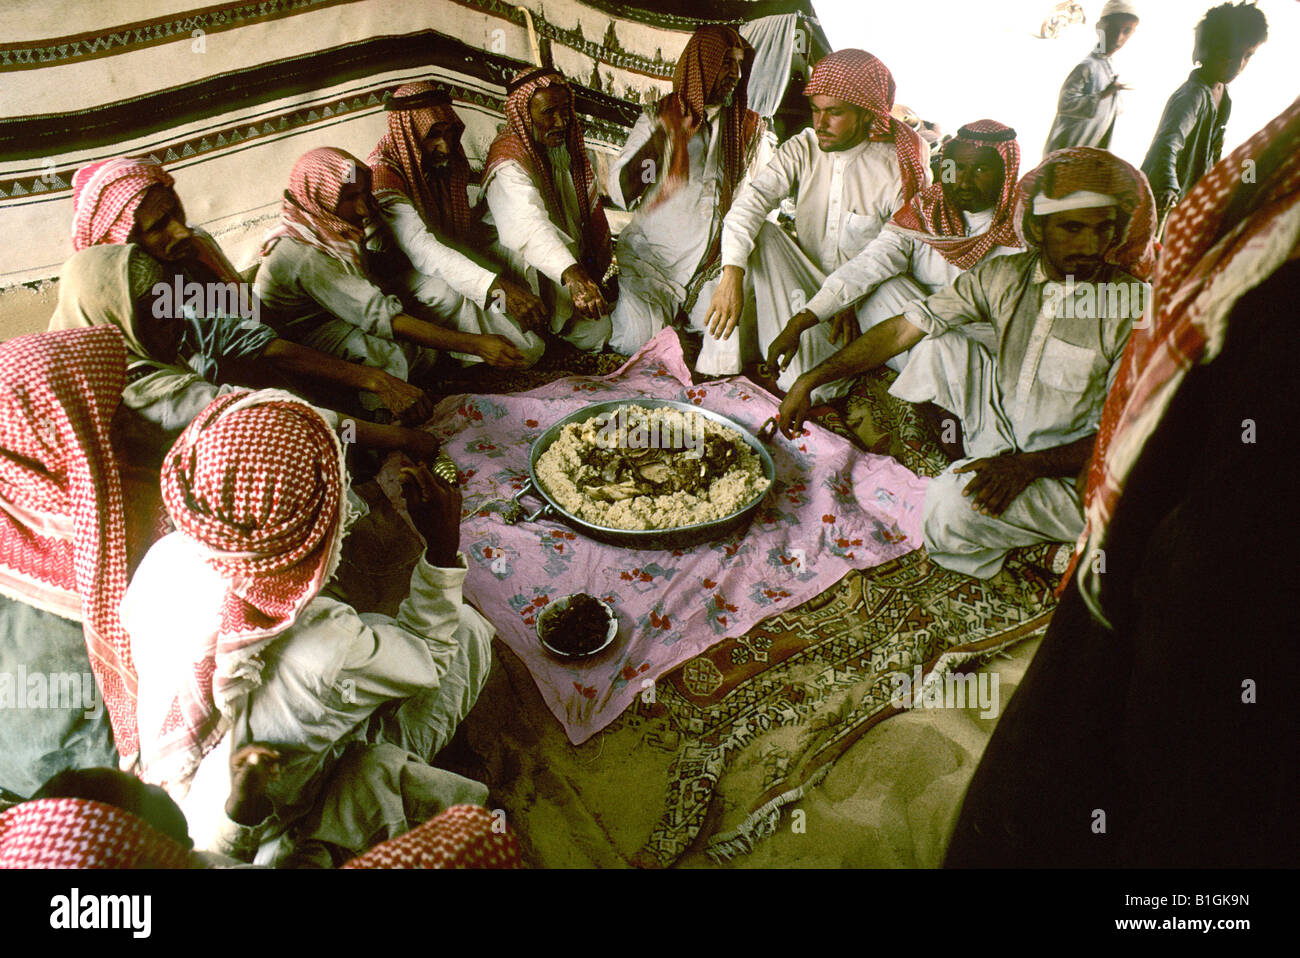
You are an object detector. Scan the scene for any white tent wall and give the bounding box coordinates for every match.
[0,0,828,339]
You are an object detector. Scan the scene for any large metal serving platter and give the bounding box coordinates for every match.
[507,398,776,551]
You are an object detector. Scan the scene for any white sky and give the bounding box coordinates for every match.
[811,0,1299,170]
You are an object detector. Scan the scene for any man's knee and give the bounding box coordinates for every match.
[407,272,463,316]
[564,315,612,351]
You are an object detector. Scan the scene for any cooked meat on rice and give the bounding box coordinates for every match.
[536,405,770,531]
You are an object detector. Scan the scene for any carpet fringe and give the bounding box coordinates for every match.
[703,763,832,864]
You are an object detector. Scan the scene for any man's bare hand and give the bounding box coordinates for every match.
[954,453,1039,517]
[829,308,860,347]
[400,428,441,464]
[776,375,815,439]
[705,265,745,340]
[489,276,547,333]
[767,309,817,371]
[370,372,434,425]
[561,264,610,320]
[473,334,529,369]
[400,461,462,567]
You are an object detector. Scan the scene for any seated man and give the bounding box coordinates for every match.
[50,244,439,462]
[67,156,433,430]
[0,327,146,777]
[778,147,1156,579]
[257,146,534,378]
[607,24,766,371]
[483,67,615,351]
[120,391,493,861]
[704,48,930,399]
[767,119,1022,378]
[367,82,547,367]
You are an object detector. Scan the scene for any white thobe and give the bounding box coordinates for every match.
[376,196,545,366]
[121,531,495,858]
[1044,45,1121,153]
[720,128,925,397]
[483,152,612,351]
[890,251,1144,578]
[804,208,1020,372]
[607,107,767,373]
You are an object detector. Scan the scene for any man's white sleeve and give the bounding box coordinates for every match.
[377,196,496,307]
[607,112,655,210]
[805,227,915,321]
[484,161,579,285]
[720,132,805,269]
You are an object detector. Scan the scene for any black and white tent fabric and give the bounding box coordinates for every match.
[0,0,830,288]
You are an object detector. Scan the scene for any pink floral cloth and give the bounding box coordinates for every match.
[381,330,929,743]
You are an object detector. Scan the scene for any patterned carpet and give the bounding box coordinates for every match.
[428,345,1060,867]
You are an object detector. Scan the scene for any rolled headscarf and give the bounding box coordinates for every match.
[1014,146,1157,281]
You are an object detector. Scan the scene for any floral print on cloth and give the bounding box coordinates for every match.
[380,329,929,744]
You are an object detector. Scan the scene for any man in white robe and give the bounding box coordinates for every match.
[121,392,493,862]
[1044,1,1140,154]
[483,67,615,351]
[607,24,769,372]
[368,81,548,367]
[777,147,1158,579]
[766,119,1023,380]
[703,48,931,400]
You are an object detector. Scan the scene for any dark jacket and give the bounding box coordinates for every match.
[1140,70,1231,201]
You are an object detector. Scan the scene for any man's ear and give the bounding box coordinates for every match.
[1024,214,1044,245]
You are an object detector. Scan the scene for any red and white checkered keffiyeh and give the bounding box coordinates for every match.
[484,68,613,280]
[802,49,928,204]
[70,157,173,252]
[70,156,244,285]
[889,119,1022,270]
[142,390,347,789]
[1069,96,1300,622]
[368,82,474,242]
[262,147,368,272]
[650,25,762,218]
[1014,146,1157,281]
[0,798,195,869]
[0,327,140,761]
[342,805,522,869]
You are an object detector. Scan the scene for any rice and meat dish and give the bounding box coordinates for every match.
[535,405,770,531]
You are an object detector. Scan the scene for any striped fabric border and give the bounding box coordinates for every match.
[0,0,364,72]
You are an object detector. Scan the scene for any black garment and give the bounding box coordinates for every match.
[1141,70,1231,202]
[945,261,1299,868]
